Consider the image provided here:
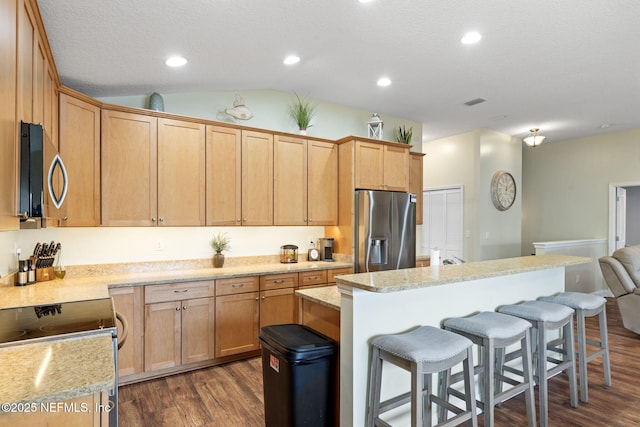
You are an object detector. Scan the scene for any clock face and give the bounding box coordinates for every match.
[491,171,516,211]
[308,248,320,261]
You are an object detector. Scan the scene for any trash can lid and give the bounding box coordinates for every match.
[259,324,335,363]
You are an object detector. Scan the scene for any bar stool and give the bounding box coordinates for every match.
[443,312,536,427]
[367,325,477,427]
[498,300,578,427]
[538,292,612,402]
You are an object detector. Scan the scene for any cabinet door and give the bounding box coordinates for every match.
[58,93,101,226]
[409,153,425,225]
[383,144,410,191]
[260,288,295,328]
[215,292,260,357]
[102,110,158,226]
[109,286,144,378]
[0,0,17,231]
[274,135,307,225]
[182,297,215,364]
[17,0,35,124]
[242,131,273,225]
[144,301,181,372]
[308,140,338,225]
[354,140,384,190]
[206,125,241,225]
[157,118,206,226]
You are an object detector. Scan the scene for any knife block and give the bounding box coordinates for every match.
[36,267,54,282]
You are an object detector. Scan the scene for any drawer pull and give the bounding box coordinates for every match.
[174,289,189,293]
[273,279,284,284]
[232,284,245,288]
[307,276,317,280]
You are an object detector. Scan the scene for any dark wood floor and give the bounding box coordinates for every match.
[119,298,640,426]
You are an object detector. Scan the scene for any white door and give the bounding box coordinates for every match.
[616,187,627,249]
[422,187,463,261]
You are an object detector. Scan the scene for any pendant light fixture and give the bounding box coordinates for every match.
[523,128,546,147]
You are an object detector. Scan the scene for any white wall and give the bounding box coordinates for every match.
[422,129,522,261]
[521,128,640,256]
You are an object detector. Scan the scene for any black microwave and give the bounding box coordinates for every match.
[19,122,68,228]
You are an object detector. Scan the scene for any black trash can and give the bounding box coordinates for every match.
[259,324,336,427]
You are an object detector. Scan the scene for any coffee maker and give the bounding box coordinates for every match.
[318,238,334,261]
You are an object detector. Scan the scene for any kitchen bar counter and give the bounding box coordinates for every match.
[334,254,592,426]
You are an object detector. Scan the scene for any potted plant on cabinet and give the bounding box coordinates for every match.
[395,125,413,144]
[288,92,316,134]
[210,232,231,268]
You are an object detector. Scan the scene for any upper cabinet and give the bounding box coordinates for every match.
[274,135,307,225]
[58,90,101,226]
[241,130,273,226]
[0,0,18,231]
[307,139,338,225]
[101,110,205,226]
[352,139,409,192]
[410,152,425,225]
[206,125,242,226]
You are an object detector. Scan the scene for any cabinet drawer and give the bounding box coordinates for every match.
[260,272,298,291]
[328,267,353,284]
[299,270,328,287]
[216,276,260,296]
[145,281,214,304]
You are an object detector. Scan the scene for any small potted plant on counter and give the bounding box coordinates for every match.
[210,232,231,268]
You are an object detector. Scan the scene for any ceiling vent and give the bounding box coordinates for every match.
[464,98,486,106]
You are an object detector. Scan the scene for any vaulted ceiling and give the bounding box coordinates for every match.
[37,0,640,143]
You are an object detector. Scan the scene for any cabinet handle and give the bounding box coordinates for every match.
[261,296,266,300]
[175,307,181,311]
[274,279,284,284]
[308,276,317,280]
[237,218,241,223]
[183,306,187,310]
[232,284,244,288]
[63,216,68,221]
[255,297,260,301]
[174,289,189,293]
[151,217,156,222]
[308,219,312,223]
[243,218,247,222]
[159,217,164,223]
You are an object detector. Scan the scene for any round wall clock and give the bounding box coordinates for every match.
[490,170,516,211]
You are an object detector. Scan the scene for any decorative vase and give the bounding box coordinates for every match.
[213,252,225,268]
[149,92,164,112]
[299,129,307,135]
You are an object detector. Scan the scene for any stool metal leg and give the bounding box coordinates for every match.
[564,319,579,409]
[537,321,550,427]
[411,363,423,427]
[600,307,612,387]
[521,332,537,427]
[367,347,383,426]
[576,308,589,402]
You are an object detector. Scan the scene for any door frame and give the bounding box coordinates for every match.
[422,185,464,261]
[608,182,640,254]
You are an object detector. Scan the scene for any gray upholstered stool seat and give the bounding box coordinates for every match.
[367,325,478,427]
[443,312,536,427]
[538,292,611,402]
[498,300,578,427]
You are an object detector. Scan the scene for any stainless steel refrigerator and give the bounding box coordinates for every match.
[354,190,416,273]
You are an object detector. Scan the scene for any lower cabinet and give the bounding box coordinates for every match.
[144,281,215,372]
[260,273,297,328]
[215,276,260,357]
[109,286,144,379]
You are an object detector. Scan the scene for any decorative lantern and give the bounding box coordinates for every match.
[367,113,384,140]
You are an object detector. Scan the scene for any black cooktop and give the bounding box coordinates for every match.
[0,298,116,346]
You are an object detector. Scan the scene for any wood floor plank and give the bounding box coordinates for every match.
[119,298,640,426]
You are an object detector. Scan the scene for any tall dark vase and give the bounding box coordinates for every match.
[213,252,225,268]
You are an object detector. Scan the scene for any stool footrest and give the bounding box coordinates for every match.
[378,390,411,414]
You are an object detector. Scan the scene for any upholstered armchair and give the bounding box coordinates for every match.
[599,245,640,335]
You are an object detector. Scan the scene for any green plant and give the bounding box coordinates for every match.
[395,125,413,144]
[210,232,231,253]
[288,92,316,130]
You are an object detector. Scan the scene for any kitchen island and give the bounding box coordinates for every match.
[333,254,591,426]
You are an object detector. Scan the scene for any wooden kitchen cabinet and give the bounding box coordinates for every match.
[274,135,307,225]
[354,139,409,191]
[307,139,338,225]
[242,130,273,225]
[102,111,206,226]
[215,276,260,357]
[327,267,353,284]
[260,272,297,328]
[109,286,144,379]
[206,125,242,225]
[157,118,206,226]
[144,281,215,372]
[58,90,101,226]
[409,152,425,225]
[101,109,157,226]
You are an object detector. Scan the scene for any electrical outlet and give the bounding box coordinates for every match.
[154,240,163,251]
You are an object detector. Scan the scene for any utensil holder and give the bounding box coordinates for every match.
[36,267,54,282]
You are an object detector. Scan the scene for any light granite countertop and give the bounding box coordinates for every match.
[0,259,352,310]
[0,333,115,407]
[335,254,592,293]
[296,286,341,310]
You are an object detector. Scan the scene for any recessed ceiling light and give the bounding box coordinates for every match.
[461,32,482,45]
[165,56,187,67]
[283,55,300,65]
[377,77,391,87]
